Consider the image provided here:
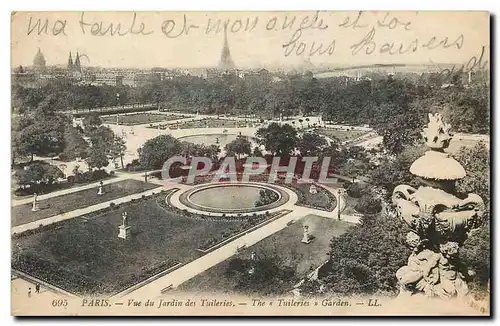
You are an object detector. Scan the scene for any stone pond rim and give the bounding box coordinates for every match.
[179,183,289,215]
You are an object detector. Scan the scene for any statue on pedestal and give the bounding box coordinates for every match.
[97,181,104,195]
[118,211,131,240]
[392,113,486,299]
[309,184,318,195]
[301,225,313,244]
[121,211,128,227]
[31,193,39,212]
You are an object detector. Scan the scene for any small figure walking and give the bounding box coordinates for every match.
[28,287,32,298]
[35,283,40,294]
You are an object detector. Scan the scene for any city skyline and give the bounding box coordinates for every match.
[11,11,490,70]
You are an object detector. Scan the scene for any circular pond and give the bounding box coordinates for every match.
[179,183,290,214]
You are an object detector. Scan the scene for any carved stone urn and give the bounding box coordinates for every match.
[392,113,486,299]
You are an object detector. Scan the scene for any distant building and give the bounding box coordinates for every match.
[33,48,46,68]
[218,23,235,70]
[67,51,83,77]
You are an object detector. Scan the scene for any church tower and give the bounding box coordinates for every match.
[218,23,235,70]
[67,52,74,69]
[74,51,82,72]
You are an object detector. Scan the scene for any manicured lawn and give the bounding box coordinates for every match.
[317,128,368,142]
[102,113,186,125]
[177,215,353,295]
[12,179,160,226]
[12,195,255,296]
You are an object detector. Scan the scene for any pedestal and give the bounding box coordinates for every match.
[118,225,131,240]
[31,203,39,212]
[301,236,312,244]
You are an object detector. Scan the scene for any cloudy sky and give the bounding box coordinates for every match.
[11,11,490,69]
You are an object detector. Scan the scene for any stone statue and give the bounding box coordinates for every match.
[392,113,486,300]
[301,225,313,244]
[97,181,104,195]
[309,184,318,195]
[122,211,128,227]
[31,193,39,212]
[118,211,131,240]
[250,251,256,261]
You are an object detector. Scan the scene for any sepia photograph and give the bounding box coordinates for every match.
[9,10,490,316]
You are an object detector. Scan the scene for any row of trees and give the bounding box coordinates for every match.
[13,72,489,136]
[12,96,127,192]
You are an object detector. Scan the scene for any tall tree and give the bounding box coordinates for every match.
[110,136,127,169]
[12,104,67,161]
[82,113,102,132]
[59,126,90,161]
[139,135,182,169]
[225,136,252,159]
[255,123,298,156]
[86,144,110,170]
[297,132,328,157]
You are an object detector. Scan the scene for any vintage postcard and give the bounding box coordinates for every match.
[10,11,490,316]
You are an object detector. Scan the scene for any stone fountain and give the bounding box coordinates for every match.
[392,113,486,299]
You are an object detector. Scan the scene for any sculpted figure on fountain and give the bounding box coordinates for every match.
[392,113,486,299]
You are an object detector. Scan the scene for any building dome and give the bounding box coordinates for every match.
[33,48,46,67]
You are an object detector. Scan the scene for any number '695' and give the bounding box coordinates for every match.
[52,299,68,307]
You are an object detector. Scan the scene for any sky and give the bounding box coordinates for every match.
[11,11,490,69]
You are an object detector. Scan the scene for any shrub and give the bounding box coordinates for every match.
[346,182,370,198]
[110,202,116,208]
[354,194,382,214]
